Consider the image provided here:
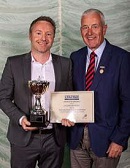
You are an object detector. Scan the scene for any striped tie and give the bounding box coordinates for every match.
[86,52,96,91]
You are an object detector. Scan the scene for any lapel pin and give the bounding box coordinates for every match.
[99,66,105,74]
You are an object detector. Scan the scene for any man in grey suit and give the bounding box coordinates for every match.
[0,16,73,168]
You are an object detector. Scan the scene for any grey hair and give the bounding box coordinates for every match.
[82,8,106,25]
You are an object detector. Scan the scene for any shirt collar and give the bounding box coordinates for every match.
[31,53,52,64]
[87,39,106,59]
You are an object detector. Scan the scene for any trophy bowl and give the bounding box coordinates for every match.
[28,80,50,127]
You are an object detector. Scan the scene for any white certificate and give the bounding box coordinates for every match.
[50,91,94,123]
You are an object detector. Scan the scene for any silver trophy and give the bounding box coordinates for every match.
[28,79,50,127]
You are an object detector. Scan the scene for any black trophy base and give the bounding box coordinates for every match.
[29,114,49,127]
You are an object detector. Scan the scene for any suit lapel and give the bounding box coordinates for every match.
[23,52,32,109]
[52,54,61,91]
[76,47,87,90]
[23,53,31,82]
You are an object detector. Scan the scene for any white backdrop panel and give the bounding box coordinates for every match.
[0,0,129,167]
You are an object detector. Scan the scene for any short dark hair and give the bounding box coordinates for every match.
[29,16,56,34]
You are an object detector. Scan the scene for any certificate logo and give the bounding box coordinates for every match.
[65,95,79,100]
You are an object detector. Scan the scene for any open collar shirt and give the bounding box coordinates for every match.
[31,54,55,128]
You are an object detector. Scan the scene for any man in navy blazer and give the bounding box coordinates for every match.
[68,8,130,168]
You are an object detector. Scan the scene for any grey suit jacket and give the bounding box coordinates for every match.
[0,52,73,147]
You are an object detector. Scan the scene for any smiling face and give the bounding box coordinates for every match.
[29,20,55,56]
[80,12,107,51]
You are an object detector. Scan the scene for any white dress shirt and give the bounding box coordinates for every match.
[31,54,55,129]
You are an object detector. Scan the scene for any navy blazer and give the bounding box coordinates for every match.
[68,40,130,157]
